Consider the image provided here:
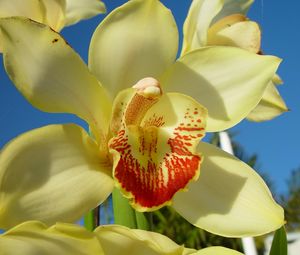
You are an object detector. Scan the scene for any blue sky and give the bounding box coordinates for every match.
[0,0,299,197]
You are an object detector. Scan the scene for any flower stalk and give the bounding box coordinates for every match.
[112,188,138,229]
[84,206,100,231]
[112,187,151,230]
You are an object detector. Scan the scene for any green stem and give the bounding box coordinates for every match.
[135,211,150,230]
[112,188,137,228]
[83,210,94,231]
[83,205,100,231]
[147,212,153,231]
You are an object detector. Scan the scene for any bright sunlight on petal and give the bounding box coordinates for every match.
[172,142,284,237]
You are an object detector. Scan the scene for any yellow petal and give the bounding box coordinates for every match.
[208,17,261,53]
[247,82,288,121]
[40,0,66,31]
[0,0,45,53]
[272,73,283,85]
[0,221,104,255]
[109,91,207,211]
[191,246,244,255]
[64,0,106,27]
[0,32,3,52]
[172,142,284,237]
[95,224,185,255]
[0,124,113,229]
[208,14,247,34]
[213,0,254,22]
[0,17,112,145]
[182,0,223,54]
[0,0,45,22]
[89,0,178,98]
[161,46,281,132]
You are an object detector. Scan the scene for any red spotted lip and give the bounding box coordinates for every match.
[109,114,204,211]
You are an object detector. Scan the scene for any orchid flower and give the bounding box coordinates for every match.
[181,0,288,121]
[0,0,284,237]
[0,0,106,51]
[0,221,244,255]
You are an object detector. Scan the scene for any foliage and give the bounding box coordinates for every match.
[152,206,243,251]
[269,226,287,255]
[280,168,300,231]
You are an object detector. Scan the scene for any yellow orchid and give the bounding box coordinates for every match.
[0,0,284,238]
[182,0,288,121]
[0,221,244,255]
[0,0,106,51]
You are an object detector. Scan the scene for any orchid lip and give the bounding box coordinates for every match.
[109,89,207,211]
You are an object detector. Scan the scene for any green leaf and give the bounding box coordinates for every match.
[270,226,287,255]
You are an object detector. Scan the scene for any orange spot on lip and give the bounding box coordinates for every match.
[176,126,204,132]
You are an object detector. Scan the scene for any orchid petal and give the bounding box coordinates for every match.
[0,0,45,52]
[172,142,284,237]
[95,225,185,255]
[0,17,112,144]
[208,17,261,53]
[273,73,283,85]
[0,221,104,255]
[64,0,106,27]
[213,0,254,23]
[208,14,247,34]
[0,0,45,22]
[161,47,281,132]
[247,82,288,121]
[182,0,222,54]
[0,124,114,229]
[89,0,178,98]
[40,0,66,31]
[191,246,244,255]
[109,91,207,211]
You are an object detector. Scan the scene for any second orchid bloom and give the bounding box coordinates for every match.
[0,0,284,238]
[182,0,288,121]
